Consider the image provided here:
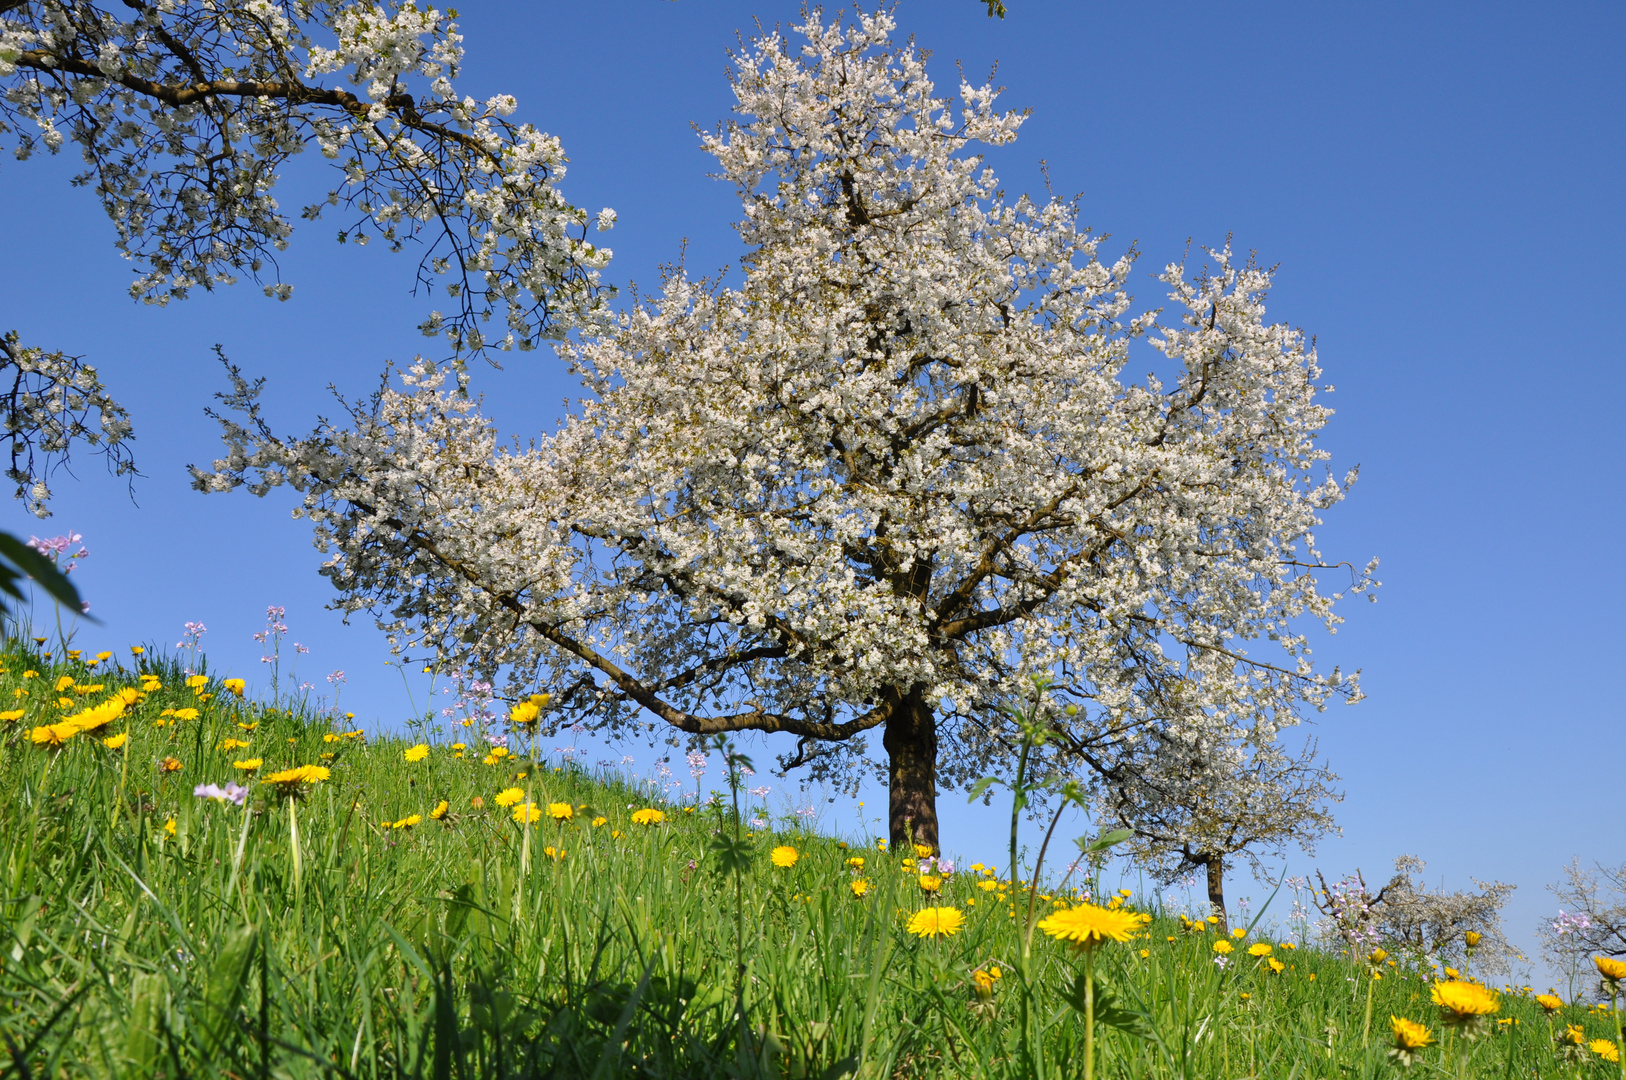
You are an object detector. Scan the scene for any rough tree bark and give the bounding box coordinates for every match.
[882,686,939,854]
[1206,855,1229,931]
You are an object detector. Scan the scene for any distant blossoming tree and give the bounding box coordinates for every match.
[195,10,1375,850]
[1100,731,1342,929]
[0,0,613,516]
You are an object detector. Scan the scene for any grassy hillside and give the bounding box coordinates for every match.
[0,643,1620,1078]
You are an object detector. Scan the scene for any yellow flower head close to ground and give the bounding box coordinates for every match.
[1268,958,1286,974]
[1388,1016,1435,1067]
[543,845,565,861]
[1035,902,1150,952]
[186,674,208,690]
[1212,940,1234,955]
[631,808,665,825]
[907,907,965,938]
[1231,927,1248,940]
[1535,994,1564,1013]
[391,815,421,830]
[547,802,573,821]
[591,816,608,827]
[850,880,870,898]
[918,874,942,893]
[220,738,250,751]
[913,844,933,858]
[847,856,865,870]
[513,803,543,824]
[494,788,524,808]
[233,758,263,771]
[261,765,330,792]
[103,732,128,750]
[1248,943,1273,958]
[222,678,246,696]
[429,801,450,820]
[771,846,799,868]
[159,756,183,773]
[404,744,429,763]
[163,817,176,837]
[1596,956,1626,986]
[1591,1040,1620,1064]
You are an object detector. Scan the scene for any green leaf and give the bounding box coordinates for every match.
[966,776,999,803]
[0,531,90,617]
[707,832,754,877]
[1077,828,1133,855]
[1063,969,1155,1040]
[196,925,257,1059]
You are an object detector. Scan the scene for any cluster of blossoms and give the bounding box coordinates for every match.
[0,334,133,517]
[0,0,614,355]
[192,9,1375,853]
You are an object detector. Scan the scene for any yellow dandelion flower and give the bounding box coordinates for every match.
[159,756,183,772]
[631,808,665,825]
[30,720,78,747]
[489,746,509,759]
[220,738,250,751]
[393,814,422,829]
[54,675,74,693]
[1213,940,1234,955]
[1432,981,1499,1038]
[971,968,996,999]
[847,856,866,870]
[260,765,330,791]
[591,816,607,827]
[913,843,934,858]
[1596,956,1626,985]
[850,880,870,898]
[509,701,541,726]
[1590,1040,1620,1064]
[130,646,144,656]
[543,845,565,861]
[977,880,999,892]
[430,800,450,820]
[404,744,430,763]
[771,846,799,868]
[918,874,942,893]
[1535,994,1564,1012]
[103,732,128,750]
[494,787,524,808]
[233,758,263,771]
[1268,958,1286,974]
[1231,927,1248,940]
[169,708,200,722]
[222,678,246,696]
[95,651,111,662]
[0,708,23,721]
[1035,902,1151,951]
[1248,943,1273,958]
[1387,1016,1435,1067]
[163,817,176,837]
[185,674,208,690]
[547,802,573,821]
[513,802,543,824]
[907,907,965,938]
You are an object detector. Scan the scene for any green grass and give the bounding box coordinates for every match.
[0,644,1621,1078]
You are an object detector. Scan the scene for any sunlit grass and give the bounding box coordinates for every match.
[0,643,1620,1078]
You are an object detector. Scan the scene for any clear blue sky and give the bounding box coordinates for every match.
[2,1,1621,982]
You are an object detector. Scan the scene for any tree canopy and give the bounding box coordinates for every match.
[195,10,1375,851]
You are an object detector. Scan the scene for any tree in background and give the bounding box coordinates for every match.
[1098,731,1341,929]
[1540,860,1626,1000]
[195,10,1375,851]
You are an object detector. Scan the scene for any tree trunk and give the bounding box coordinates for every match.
[1206,855,1228,931]
[882,687,938,854]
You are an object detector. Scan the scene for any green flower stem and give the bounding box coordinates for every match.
[1083,947,1097,1080]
